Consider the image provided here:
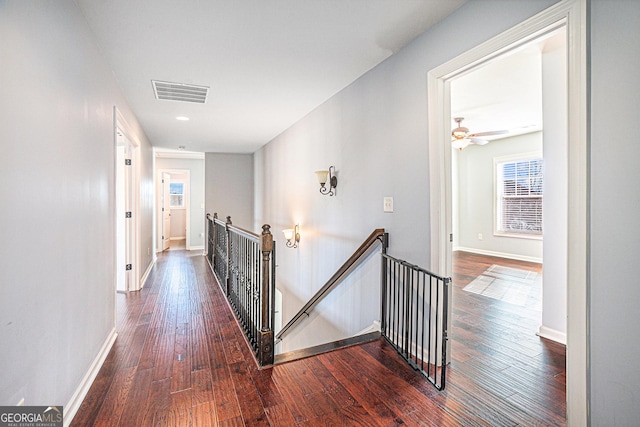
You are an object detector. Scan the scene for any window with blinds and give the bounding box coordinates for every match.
[496,157,543,236]
[169,182,185,208]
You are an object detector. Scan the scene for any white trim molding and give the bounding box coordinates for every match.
[63,328,117,427]
[454,247,542,264]
[155,149,204,160]
[139,256,156,290]
[427,1,588,425]
[538,325,567,345]
[355,320,381,336]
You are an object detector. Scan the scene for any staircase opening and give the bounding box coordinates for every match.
[206,214,450,389]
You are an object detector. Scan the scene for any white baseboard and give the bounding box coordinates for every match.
[355,320,381,336]
[537,326,566,345]
[187,245,204,251]
[139,256,156,289]
[64,328,117,427]
[455,247,542,264]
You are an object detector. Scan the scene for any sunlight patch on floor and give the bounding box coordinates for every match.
[463,264,540,306]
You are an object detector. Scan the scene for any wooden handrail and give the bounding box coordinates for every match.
[275,228,388,342]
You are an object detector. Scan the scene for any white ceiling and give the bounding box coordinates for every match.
[450,28,566,141]
[77,0,467,153]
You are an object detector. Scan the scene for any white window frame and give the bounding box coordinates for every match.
[494,151,543,240]
[169,180,186,209]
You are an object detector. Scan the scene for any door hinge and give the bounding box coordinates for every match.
[125,159,132,166]
[450,233,453,242]
[125,211,132,218]
[126,264,132,271]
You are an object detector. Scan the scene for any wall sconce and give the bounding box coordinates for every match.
[283,224,300,248]
[315,166,338,196]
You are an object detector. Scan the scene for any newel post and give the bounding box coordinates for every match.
[211,213,218,267]
[258,224,275,366]
[379,232,389,335]
[225,216,232,296]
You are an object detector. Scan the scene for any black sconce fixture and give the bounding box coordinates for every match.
[283,224,300,249]
[315,166,338,196]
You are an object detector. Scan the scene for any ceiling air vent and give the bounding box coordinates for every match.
[152,80,208,104]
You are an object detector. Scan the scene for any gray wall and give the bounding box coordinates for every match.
[256,0,640,421]
[205,153,254,231]
[156,157,206,249]
[590,0,640,424]
[0,0,154,411]
[255,0,559,352]
[456,132,544,260]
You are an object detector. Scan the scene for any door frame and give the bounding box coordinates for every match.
[156,168,191,251]
[161,172,171,251]
[114,107,141,292]
[427,0,588,425]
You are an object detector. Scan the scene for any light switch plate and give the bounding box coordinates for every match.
[383,197,393,213]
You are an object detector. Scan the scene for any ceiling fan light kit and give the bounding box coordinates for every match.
[451,117,508,150]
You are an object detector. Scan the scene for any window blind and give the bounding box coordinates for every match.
[497,158,543,235]
[169,182,185,208]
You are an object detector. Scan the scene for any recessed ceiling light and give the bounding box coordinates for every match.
[176,116,190,121]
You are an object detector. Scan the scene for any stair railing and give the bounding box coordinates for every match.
[275,228,388,342]
[206,213,275,366]
[381,253,450,390]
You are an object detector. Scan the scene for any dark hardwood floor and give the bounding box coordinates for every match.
[450,251,566,426]
[71,249,566,426]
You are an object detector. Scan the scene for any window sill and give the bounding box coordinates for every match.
[493,232,543,241]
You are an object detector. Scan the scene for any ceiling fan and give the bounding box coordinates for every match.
[451,117,508,150]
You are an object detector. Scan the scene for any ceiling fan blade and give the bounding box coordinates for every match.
[470,137,489,145]
[468,129,509,138]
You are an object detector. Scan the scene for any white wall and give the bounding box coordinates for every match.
[455,132,544,261]
[255,0,558,352]
[155,158,205,249]
[590,0,640,423]
[170,209,187,239]
[0,0,154,413]
[540,31,568,342]
[205,153,254,231]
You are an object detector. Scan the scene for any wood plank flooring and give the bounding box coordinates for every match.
[450,251,566,426]
[71,249,565,426]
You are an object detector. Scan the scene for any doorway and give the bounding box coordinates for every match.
[444,30,566,424]
[450,28,568,333]
[157,169,191,251]
[427,1,588,425]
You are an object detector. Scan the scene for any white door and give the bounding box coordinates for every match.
[116,135,134,291]
[116,145,127,291]
[162,172,171,251]
[123,144,133,290]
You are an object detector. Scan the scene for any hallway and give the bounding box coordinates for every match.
[72,249,565,426]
